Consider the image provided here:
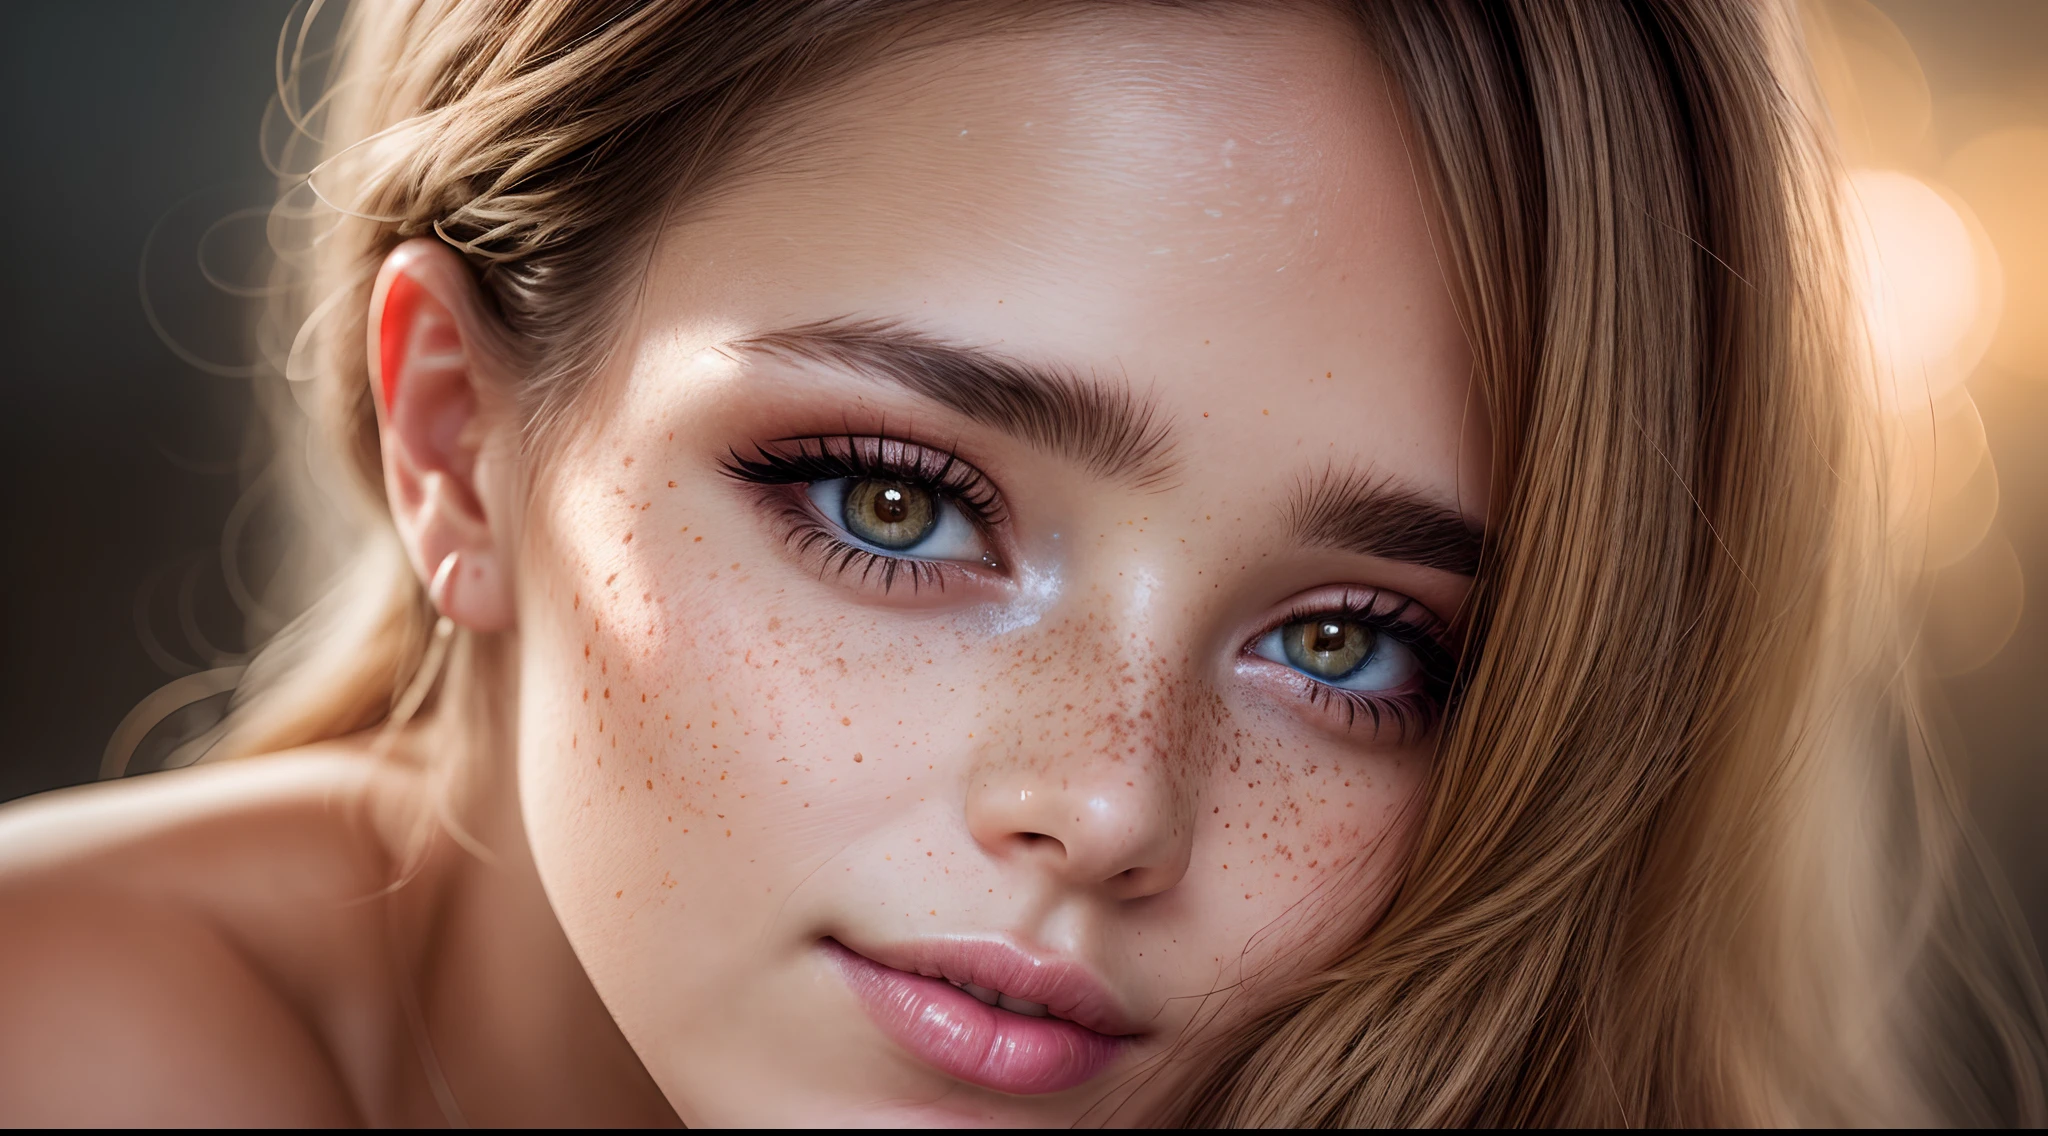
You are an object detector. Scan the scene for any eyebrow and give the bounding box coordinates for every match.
[1288,466,1485,576]
[729,319,1481,577]
[727,318,1180,488]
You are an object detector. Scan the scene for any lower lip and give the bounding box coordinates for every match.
[825,941,1128,1096]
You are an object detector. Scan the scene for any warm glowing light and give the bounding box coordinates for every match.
[1926,434,1999,571]
[1846,169,1997,412]
[1805,0,1931,167]
[1944,127,2048,376]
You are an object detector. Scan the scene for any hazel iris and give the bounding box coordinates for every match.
[1281,617,1375,680]
[843,478,937,550]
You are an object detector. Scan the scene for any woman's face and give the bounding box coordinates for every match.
[511,5,1484,1126]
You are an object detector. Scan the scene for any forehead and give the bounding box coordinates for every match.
[638,0,1477,512]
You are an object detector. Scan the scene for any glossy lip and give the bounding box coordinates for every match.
[823,936,1140,1096]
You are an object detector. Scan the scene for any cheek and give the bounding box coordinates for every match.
[511,439,1426,1033]
[511,458,965,932]
[1187,727,1424,974]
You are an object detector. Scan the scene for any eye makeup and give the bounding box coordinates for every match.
[1242,588,1454,741]
[721,434,1008,594]
[722,433,1456,742]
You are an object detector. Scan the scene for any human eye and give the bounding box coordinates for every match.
[721,435,1006,594]
[1244,589,1454,740]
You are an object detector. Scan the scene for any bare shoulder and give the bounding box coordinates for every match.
[0,751,413,1124]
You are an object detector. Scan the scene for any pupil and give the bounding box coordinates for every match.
[1280,614,1375,681]
[840,478,938,550]
[1310,621,1348,653]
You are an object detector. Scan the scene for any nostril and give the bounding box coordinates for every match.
[1017,831,1065,856]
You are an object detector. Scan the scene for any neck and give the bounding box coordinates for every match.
[375,648,678,1127]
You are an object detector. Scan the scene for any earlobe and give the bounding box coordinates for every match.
[427,548,512,633]
[371,239,517,634]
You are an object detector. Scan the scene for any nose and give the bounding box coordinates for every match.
[964,709,1197,902]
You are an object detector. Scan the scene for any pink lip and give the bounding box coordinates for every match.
[824,937,1137,1095]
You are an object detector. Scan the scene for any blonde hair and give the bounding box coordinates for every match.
[205,0,2042,1124]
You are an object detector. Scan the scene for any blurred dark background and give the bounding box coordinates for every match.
[0,2,2041,937]
[1,1,292,803]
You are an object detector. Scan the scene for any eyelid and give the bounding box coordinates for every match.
[721,432,1012,594]
[721,434,1008,526]
[1239,587,1456,741]
[1246,588,1451,655]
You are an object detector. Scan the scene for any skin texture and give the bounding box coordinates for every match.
[0,4,1484,1126]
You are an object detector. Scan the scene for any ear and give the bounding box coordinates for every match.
[370,238,518,633]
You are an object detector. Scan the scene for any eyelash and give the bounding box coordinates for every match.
[720,435,1004,594]
[1260,591,1456,740]
[722,438,1454,740]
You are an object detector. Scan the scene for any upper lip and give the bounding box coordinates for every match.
[829,934,1145,1038]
